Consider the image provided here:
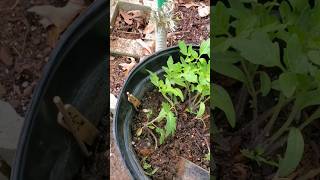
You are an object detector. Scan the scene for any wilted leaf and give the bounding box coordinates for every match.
[278,128,304,177]
[119,57,137,76]
[198,5,210,17]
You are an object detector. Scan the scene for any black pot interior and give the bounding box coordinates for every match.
[11,0,107,180]
[114,46,200,179]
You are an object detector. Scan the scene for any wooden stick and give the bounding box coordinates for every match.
[53,96,90,157]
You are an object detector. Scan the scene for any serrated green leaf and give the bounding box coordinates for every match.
[259,72,271,96]
[165,111,176,137]
[278,128,304,177]
[211,84,236,128]
[231,31,281,68]
[167,56,174,69]
[279,72,297,98]
[213,2,229,35]
[147,70,160,87]
[156,128,165,145]
[179,41,188,55]
[196,102,205,118]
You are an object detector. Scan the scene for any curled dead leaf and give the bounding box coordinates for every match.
[119,57,137,76]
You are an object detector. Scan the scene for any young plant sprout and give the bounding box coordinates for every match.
[136,39,210,148]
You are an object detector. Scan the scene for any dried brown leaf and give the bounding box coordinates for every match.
[119,10,133,25]
[0,46,13,66]
[119,57,137,76]
[143,23,155,34]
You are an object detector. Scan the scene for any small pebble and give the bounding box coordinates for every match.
[22,81,29,88]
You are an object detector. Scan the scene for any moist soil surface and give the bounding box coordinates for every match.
[131,90,210,179]
[213,75,320,179]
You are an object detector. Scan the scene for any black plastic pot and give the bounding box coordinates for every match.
[11,0,107,179]
[114,46,200,179]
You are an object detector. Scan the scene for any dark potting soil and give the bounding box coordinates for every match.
[213,75,320,179]
[167,2,210,47]
[131,90,210,179]
[75,114,109,180]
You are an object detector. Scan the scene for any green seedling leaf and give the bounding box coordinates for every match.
[212,60,247,83]
[165,111,176,137]
[148,125,155,129]
[278,128,304,177]
[212,2,229,35]
[288,0,309,12]
[204,152,210,161]
[211,84,236,128]
[231,31,281,68]
[147,70,160,87]
[200,39,210,56]
[145,167,159,176]
[179,41,188,56]
[196,102,205,118]
[143,162,152,170]
[307,50,320,66]
[284,34,309,74]
[259,72,271,96]
[156,128,165,145]
[279,72,297,98]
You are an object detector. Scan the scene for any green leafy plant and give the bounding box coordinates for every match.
[136,39,210,147]
[212,0,320,178]
[141,157,159,176]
